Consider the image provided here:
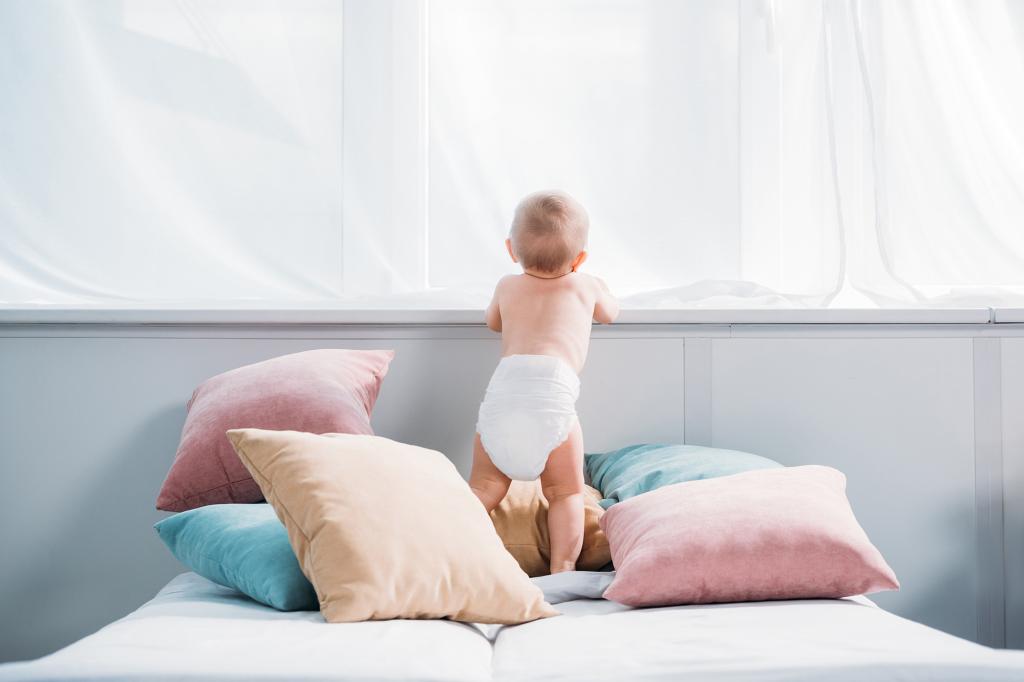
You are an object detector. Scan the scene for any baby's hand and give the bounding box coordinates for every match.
[485,275,511,332]
[591,275,619,324]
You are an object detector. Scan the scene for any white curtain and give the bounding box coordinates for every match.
[3,0,1024,308]
[848,0,1024,307]
[1,0,344,303]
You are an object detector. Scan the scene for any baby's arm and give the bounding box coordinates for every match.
[485,279,504,332]
[592,276,620,324]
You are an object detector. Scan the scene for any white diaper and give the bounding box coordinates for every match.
[476,354,581,481]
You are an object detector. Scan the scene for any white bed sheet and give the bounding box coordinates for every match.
[498,597,1024,682]
[0,574,493,682]
[3,572,1024,681]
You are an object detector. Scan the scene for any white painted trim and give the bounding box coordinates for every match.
[728,324,1024,339]
[0,323,734,340]
[0,306,995,325]
[995,309,1024,323]
[974,338,1006,647]
[7,323,1024,343]
[683,338,713,446]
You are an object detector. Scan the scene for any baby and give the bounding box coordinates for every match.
[470,190,619,574]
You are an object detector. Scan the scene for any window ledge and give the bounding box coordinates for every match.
[993,308,1024,323]
[0,306,1002,325]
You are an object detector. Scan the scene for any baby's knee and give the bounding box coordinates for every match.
[470,476,509,511]
[542,482,583,504]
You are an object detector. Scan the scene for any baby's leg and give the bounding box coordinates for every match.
[540,421,585,574]
[468,433,511,513]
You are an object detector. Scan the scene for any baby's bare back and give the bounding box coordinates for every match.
[492,273,600,373]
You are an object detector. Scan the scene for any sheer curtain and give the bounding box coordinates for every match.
[848,0,1024,306]
[2,0,1023,308]
[1,0,344,304]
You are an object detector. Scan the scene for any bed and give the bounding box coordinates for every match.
[3,572,1024,681]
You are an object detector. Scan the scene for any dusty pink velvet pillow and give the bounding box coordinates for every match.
[601,465,898,607]
[156,349,394,512]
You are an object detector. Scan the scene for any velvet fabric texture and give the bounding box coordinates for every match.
[586,443,783,508]
[154,503,317,611]
[602,466,899,607]
[490,481,611,577]
[227,429,557,624]
[157,349,393,512]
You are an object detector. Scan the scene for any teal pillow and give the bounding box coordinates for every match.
[155,503,317,611]
[585,444,783,508]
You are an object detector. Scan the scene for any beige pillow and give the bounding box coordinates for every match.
[490,481,611,577]
[226,429,556,624]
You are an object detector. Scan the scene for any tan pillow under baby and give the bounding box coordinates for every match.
[226,429,557,624]
[491,481,612,577]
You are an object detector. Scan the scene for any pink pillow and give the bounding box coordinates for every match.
[156,349,393,512]
[601,465,898,607]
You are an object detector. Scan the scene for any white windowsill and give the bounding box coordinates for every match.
[0,305,1002,325]
[993,308,1024,323]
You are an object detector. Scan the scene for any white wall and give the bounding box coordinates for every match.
[1,320,1021,661]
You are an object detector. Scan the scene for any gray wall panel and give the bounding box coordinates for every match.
[2,326,1021,661]
[1004,339,1024,649]
[0,332,685,661]
[709,338,978,641]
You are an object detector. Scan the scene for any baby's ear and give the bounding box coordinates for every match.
[505,238,518,263]
[572,250,588,272]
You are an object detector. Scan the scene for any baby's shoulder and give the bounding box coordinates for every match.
[493,273,527,301]
[495,273,522,292]
[568,271,602,293]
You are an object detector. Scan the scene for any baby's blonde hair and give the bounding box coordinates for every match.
[509,191,589,274]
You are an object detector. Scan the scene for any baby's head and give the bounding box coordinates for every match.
[507,191,589,276]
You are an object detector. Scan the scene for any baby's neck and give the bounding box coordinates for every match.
[522,268,573,280]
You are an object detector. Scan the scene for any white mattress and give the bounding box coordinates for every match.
[3,572,1024,681]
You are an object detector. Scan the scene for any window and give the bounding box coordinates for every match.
[3,0,1023,308]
